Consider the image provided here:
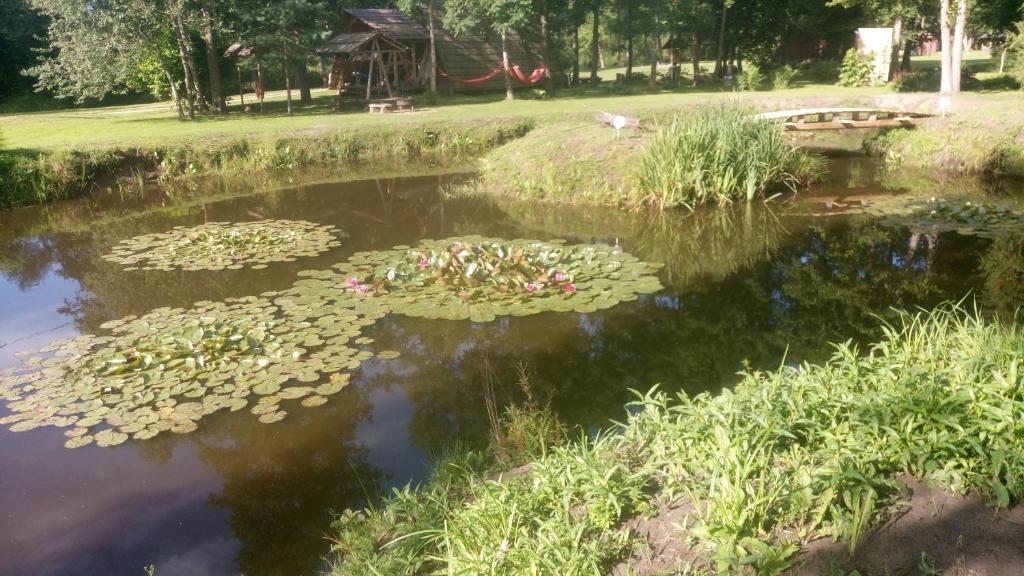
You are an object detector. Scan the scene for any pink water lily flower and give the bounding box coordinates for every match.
[354,283,371,294]
[562,283,577,293]
[345,276,361,288]
[417,257,430,269]
[525,282,543,292]
[554,272,566,282]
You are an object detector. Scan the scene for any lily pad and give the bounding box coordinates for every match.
[102,220,342,271]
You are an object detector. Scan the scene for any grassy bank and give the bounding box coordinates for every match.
[0,119,530,210]
[327,306,1023,575]
[865,92,1024,178]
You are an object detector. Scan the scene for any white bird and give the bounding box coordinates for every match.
[938,96,951,118]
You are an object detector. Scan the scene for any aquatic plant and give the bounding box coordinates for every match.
[1,235,662,449]
[102,220,342,271]
[285,236,664,323]
[0,295,390,447]
[328,305,1024,574]
[631,106,826,209]
[866,196,1024,238]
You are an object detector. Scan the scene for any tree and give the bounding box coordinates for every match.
[237,0,333,113]
[0,0,49,100]
[444,0,535,100]
[28,0,182,106]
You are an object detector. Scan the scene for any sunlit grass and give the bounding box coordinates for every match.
[327,304,1024,575]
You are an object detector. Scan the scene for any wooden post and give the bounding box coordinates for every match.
[236,63,245,107]
[366,51,375,101]
[379,50,394,99]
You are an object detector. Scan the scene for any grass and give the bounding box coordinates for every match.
[327,304,1024,575]
[631,106,826,209]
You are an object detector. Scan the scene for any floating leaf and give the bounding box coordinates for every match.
[102,220,342,271]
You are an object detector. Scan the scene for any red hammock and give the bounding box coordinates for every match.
[437,65,505,85]
[509,65,547,86]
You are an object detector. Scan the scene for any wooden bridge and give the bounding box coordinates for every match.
[755,108,933,131]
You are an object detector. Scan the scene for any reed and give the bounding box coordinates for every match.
[631,106,825,209]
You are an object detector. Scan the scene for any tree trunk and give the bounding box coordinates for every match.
[297,60,312,103]
[625,0,634,80]
[161,64,185,120]
[571,26,580,85]
[428,0,437,95]
[501,30,514,100]
[888,9,903,81]
[940,0,953,93]
[649,11,660,88]
[540,8,555,92]
[715,0,728,77]
[284,56,294,115]
[199,2,226,113]
[590,5,601,84]
[175,10,205,112]
[951,0,967,93]
[999,46,1007,73]
[692,31,702,85]
[902,38,914,71]
[172,17,196,119]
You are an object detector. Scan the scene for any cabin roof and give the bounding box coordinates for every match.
[343,8,429,41]
[318,31,407,55]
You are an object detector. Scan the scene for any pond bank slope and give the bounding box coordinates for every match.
[326,306,1024,575]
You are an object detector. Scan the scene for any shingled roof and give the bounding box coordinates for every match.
[318,31,407,55]
[343,8,429,41]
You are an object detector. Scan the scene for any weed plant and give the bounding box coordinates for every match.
[328,305,1024,575]
[631,106,825,209]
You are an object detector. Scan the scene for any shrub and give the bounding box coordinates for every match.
[771,65,797,89]
[738,64,765,91]
[802,59,840,83]
[631,105,825,209]
[1007,22,1024,85]
[838,48,876,87]
[890,68,939,92]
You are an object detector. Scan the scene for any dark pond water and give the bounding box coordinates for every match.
[0,160,1019,576]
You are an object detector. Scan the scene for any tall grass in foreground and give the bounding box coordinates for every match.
[632,106,826,209]
[328,305,1024,575]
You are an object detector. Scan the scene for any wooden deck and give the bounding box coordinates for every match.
[756,108,933,131]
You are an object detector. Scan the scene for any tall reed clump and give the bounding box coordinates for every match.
[631,106,825,209]
[327,305,1024,575]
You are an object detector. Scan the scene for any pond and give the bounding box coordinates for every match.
[0,160,1020,575]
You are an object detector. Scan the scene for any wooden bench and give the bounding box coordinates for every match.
[394,97,414,112]
[368,102,394,114]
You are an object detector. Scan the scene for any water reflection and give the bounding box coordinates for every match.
[0,165,1016,575]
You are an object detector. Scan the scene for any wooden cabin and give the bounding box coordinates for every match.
[324,8,547,95]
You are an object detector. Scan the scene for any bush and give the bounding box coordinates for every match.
[802,59,840,83]
[890,69,939,92]
[631,105,825,209]
[1007,22,1024,85]
[771,65,797,89]
[738,64,765,91]
[838,48,876,87]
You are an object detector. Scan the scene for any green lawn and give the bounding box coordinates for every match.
[0,83,886,152]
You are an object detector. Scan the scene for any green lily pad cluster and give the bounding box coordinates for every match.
[1,235,663,449]
[866,197,1024,238]
[285,236,664,323]
[102,220,342,271]
[0,295,388,448]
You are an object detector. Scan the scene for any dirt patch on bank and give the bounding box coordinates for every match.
[791,476,1024,575]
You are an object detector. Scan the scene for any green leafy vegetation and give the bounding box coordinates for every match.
[0,295,387,446]
[0,119,532,210]
[285,236,664,323]
[631,106,825,209]
[327,305,1024,574]
[102,220,342,271]
[838,48,876,88]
